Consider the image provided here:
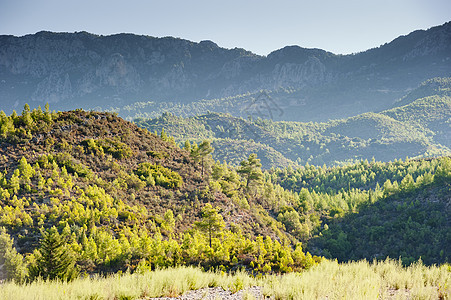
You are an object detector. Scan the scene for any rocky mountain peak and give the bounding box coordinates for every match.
[0,22,450,121]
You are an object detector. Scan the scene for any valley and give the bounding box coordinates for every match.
[0,20,450,299]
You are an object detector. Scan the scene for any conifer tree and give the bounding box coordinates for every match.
[184,140,191,152]
[29,227,78,281]
[0,227,27,283]
[9,169,20,194]
[11,110,17,121]
[160,128,167,141]
[44,103,52,123]
[195,204,225,248]
[18,157,35,182]
[190,140,214,178]
[238,153,263,190]
[22,104,33,128]
[436,157,451,184]
[162,209,176,233]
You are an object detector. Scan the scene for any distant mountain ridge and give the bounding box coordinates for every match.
[136,78,451,168]
[1,22,450,121]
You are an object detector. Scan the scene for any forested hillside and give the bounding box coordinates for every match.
[0,105,449,284]
[135,78,451,168]
[269,157,451,265]
[1,22,450,122]
[0,106,326,282]
[312,178,450,265]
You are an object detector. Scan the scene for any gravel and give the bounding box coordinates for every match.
[145,286,271,299]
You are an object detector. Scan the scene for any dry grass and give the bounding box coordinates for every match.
[0,259,449,300]
[0,267,254,300]
[261,259,450,299]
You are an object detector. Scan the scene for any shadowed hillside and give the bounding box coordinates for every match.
[0,105,448,285]
[1,23,450,122]
[135,79,451,168]
[309,172,450,265]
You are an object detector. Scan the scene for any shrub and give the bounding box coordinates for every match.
[136,163,183,189]
[0,227,27,283]
[82,138,133,159]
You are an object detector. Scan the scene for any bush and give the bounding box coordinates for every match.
[136,163,183,189]
[0,227,27,283]
[82,138,133,159]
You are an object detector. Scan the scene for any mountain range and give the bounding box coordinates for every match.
[0,107,449,275]
[1,22,450,122]
[136,77,451,168]
[0,18,450,288]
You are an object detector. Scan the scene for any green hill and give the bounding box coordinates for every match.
[0,105,448,284]
[210,139,297,169]
[324,112,426,142]
[382,94,451,148]
[391,77,451,108]
[268,156,451,265]
[0,107,322,279]
[310,173,450,265]
[135,80,451,168]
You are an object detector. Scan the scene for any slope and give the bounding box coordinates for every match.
[1,22,450,122]
[0,106,320,275]
[391,77,451,108]
[268,156,451,265]
[135,80,451,168]
[0,106,449,281]
[309,171,451,265]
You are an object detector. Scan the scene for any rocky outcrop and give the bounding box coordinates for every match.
[0,22,450,121]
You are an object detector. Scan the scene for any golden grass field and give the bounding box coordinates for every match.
[1,259,449,300]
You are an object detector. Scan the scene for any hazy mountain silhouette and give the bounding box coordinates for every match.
[0,22,450,121]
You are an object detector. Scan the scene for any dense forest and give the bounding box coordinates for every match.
[0,21,450,299]
[134,78,451,168]
[0,105,321,283]
[270,157,450,265]
[0,105,449,284]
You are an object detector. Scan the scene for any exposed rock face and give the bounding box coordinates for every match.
[0,22,450,121]
[271,57,328,87]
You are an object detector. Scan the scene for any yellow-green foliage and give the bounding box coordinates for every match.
[263,259,450,300]
[0,267,252,300]
[211,161,241,196]
[0,155,318,274]
[0,104,55,144]
[0,106,448,288]
[147,150,169,160]
[136,162,183,189]
[46,153,91,178]
[0,260,449,300]
[82,138,133,159]
[0,227,27,283]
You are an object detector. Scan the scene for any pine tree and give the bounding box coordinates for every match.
[9,169,20,194]
[237,153,263,190]
[44,103,52,123]
[29,226,78,281]
[160,128,167,141]
[184,140,191,152]
[18,157,35,182]
[22,104,33,128]
[190,140,214,178]
[162,209,176,233]
[435,157,451,184]
[195,204,225,248]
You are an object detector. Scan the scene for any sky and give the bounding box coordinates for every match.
[0,0,450,56]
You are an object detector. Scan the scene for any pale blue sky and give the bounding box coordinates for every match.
[0,0,450,55]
